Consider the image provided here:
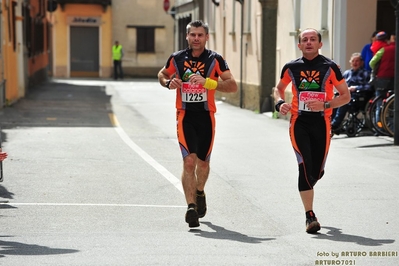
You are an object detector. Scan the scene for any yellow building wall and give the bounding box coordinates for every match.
[51,4,112,78]
[1,0,19,104]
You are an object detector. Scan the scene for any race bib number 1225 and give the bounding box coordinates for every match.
[181,82,207,102]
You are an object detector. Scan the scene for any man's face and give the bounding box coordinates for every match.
[298,30,322,58]
[186,27,209,51]
[350,56,363,71]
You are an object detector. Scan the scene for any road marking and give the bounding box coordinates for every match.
[109,113,184,194]
[0,202,185,208]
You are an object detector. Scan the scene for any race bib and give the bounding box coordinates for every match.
[181,82,207,102]
[299,91,326,112]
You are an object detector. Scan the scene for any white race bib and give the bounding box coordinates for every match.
[181,82,207,102]
[299,91,326,112]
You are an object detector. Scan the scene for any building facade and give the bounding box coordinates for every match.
[49,0,112,78]
[49,0,175,79]
[171,0,396,113]
[1,0,50,108]
[1,0,396,111]
[111,0,176,78]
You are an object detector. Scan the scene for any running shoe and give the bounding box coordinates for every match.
[196,191,207,218]
[306,216,321,234]
[185,204,199,228]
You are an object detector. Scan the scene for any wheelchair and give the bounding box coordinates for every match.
[333,90,374,137]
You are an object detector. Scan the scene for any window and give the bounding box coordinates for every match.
[136,27,154,53]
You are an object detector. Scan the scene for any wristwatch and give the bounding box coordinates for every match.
[275,99,285,112]
[324,102,331,109]
[165,80,171,89]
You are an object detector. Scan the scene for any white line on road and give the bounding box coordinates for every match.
[110,114,184,194]
[0,202,185,208]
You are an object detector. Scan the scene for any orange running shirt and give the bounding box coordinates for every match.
[280,54,345,117]
[164,48,230,112]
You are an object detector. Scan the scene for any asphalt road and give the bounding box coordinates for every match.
[0,78,398,265]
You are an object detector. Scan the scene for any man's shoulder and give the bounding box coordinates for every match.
[203,49,223,59]
[171,49,188,58]
[285,57,303,66]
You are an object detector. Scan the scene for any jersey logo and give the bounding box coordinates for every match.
[182,60,205,81]
[299,70,320,90]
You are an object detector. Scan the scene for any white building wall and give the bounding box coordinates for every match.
[179,0,382,110]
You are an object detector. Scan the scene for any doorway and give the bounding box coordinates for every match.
[70,26,99,77]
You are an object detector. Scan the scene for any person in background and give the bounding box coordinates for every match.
[0,148,7,161]
[274,28,350,234]
[361,31,378,72]
[369,31,389,82]
[371,31,389,55]
[369,33,396,130]
[157,20,237,228]
[112,41,124,80]
[331,53,371,134]
[389,32,395,45]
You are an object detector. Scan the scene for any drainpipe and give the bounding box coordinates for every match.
[391,0,399,144]
[258,0,278,113]
[236,0,244,108]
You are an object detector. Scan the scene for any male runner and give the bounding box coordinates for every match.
[274,28,350,233]
[157,20,237,228]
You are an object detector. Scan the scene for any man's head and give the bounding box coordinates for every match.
[297,28,323,60]
[348,53,363,71]
[370,31,379,42]
[186,20,209,35]
[186,20,209,53]
[298,28,322,43]
[390,32,396,44]
[376,31,388,41]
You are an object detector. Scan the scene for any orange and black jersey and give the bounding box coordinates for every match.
[280,54,345,117]
[164,48,230,112]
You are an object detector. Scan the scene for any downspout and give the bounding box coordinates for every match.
[258,0,278,113]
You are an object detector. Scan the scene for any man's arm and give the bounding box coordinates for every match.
[274,80,292,115]
[275,80,289,101]
[215,71,238,93]
[330,81,351,108]
[369,48,384,69]
[157,67,170,87]
[158,67,180,90]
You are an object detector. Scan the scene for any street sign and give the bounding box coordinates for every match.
[163,0,170,12]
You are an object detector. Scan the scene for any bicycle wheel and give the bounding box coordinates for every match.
[364,99,373,130]
[368,95,390,136]
[381,94,395,137]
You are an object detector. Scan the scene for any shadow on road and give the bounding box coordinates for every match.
[0,185,14,200]
[313,226,395,246]
[191,221,276,244]
[0,80,113,130]
[0,236,79,257]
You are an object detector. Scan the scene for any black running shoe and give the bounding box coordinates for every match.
[306,216,321,234]
[196,192,207,218]
[185,204,199,228]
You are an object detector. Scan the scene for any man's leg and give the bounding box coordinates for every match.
[195,158,209,218]
[182,154,198,205]
[331,104,349,130]
[300,189,320,233]
[119,61,124,79]
[182,154,200,227]
[113,60,117,80]
[300,189,314,212]
[195,159,209,191]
